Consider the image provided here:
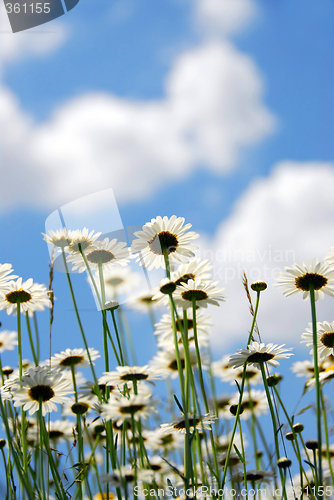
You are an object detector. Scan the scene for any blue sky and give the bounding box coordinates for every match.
[1,0,334,452]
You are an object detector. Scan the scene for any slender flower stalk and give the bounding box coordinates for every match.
[221,289,261,488]
[61,249,101,398]
[309,284,323,487]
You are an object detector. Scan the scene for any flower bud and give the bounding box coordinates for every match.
[293,423,304,433]
[305,439,319,450]
[251,281,267,292]
[71,402,89,415]
[267,374,282,387]
[229,404,244,416]
[277,457,292,469]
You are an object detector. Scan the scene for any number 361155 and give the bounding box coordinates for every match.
[5,3,51,13]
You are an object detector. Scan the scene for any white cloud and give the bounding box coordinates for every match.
[194,0,256,37]
[0,41,274,210]
[201,162,334,353]
[0,4,68,65]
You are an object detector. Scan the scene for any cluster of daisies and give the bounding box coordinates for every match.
[1,216,334,500]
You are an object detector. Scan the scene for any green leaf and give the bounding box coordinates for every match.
[233,444,245,464]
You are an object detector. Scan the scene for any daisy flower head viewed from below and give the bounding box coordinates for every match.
[229,342,293,370]
[160,413,216,434]
[171,259,212,286]
[301,321,334,360]
[131,216,199,271]
[66,228,102,253]
[99,365,163,387]
[68,237,130,273]
[229,390,268,420]
[0,263,18,291]
[11,366,72,416]
[173,279,226,309]
[275,259,334,300]
[42,228,72,249]
[100,393,158,425]
[50,347,100,371]
[0,278,51,316]
[0,330,18,353]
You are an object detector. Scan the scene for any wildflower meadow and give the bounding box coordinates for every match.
[0,215,334,500]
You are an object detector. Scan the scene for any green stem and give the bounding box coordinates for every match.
[221,291,261,488]
[25,313,38,366]
[38,401,46,500]
[259,363,285,490]
[61,249,101,399]
[238,418,248,500]
[33,313,40,362]
[309,284,322,487]
[320,386,334,483]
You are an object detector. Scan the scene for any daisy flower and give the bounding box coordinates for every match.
[229,341,293,370]
[275,259,334,300]
[11,366,72,416]
[172,259,212,286]
[307,364,334,388]
[0,263,17,292]
[144,427,184,452]
[99,365,163,387]
[100,393,158,425]
[215,432,246,454]
[291,359,321,379]
[160,413,216,434]
[234,470,275,484]
[228,390,268,420]
[68,238,130,273]
[100,465,154,488]
[218,452,244,470]
[214,394,232,417]
[103,267,141,296]
[50,347,100,371]
[302,321,334,360]
[154,310,211,346]
[0,278,51,317]
[149,346,206,379]
[212,355,262,386]
[173,279,226,309]
[42,228,72,249]
[0,330,18,353]
[66,228,102,253]
[29,419,75,443]
[131,216,199,271]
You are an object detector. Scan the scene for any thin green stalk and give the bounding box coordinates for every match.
[1,447,10,500]
[192,297,220,485]
[273,387,312,494]
[61,249,101,398]
[110,309,125,365]
[237,417,248,500]
[259,362,285,491]
[320,386,334,483]
[16,303,28,480]
[25,313,38,366]
[221,291,262,488]
[33,313,40,362]
[247,380,260,470]
[38,401,46,500]
[309,284,322,487]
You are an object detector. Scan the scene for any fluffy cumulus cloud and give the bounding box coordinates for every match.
[201,162,334,352]
[194,0,256,36]
[0,0,274,211]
